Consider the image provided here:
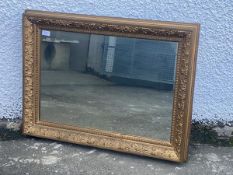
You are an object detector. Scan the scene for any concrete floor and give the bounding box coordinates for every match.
[40,71,173,141]
[0,135,233,175]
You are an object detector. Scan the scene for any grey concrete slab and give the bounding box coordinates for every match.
[0,135,232,175]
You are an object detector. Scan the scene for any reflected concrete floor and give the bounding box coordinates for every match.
[40,71,173,141]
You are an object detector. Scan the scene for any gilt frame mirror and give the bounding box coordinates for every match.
[22,10,199,162]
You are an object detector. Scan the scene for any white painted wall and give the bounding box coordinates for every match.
[0,0,232,121]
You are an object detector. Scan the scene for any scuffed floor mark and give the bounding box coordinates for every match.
[71,153,80,157]
[41,147,47,153]
[205,153,221,162]
[1,160,15,167]
[8,157,40,165]
[86,149,96,154]
[28,142,44,150]
[97,153,109,159]
[175,167,182,170]
[19,158,40,164]
[53,144,63,149]
[41,155,60,165]
[7,155,60,166]
[49,142,58,146]
[222,155,230,161]
[8,157,19,162]
[204,153,228,174]
[50,150,59,155]
[146,164,155,170]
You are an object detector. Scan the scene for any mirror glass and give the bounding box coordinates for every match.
[40,29,178,141]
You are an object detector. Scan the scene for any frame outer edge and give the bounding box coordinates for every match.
[22,10,200,163]
[181,24,200,162]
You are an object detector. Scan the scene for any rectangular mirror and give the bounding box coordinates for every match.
[40,29,178,141]
[23,10,200,162]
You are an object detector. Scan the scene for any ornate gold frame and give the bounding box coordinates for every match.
[22,10,200,162]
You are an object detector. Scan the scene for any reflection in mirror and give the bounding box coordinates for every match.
[40,29,178,141]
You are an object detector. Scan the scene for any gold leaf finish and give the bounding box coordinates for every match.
[22,10,200,163]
